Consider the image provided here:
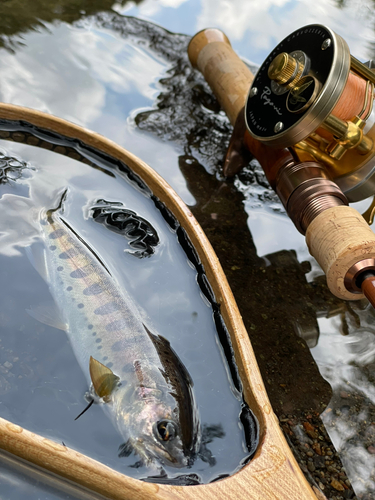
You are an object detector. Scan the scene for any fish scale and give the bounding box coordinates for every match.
[35,202,200,467]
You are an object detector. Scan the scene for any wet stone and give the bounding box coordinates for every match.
[331,478,345,491]
[314,455,326,469]
[307,461,315,472]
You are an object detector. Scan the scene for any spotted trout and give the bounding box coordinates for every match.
[33,192,200,467]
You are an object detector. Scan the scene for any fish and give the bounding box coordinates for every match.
[30,190,201,468]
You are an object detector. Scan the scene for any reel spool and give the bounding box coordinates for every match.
[245,25,375,202]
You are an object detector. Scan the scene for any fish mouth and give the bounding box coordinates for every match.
[140,437,186,467]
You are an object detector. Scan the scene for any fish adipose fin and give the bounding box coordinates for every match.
[89,356,120,400]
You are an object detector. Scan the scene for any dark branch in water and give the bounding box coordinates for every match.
[74,398,94,421]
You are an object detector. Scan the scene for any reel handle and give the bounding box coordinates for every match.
[188,28,254,126]
[188,29,294,181]
[188,28,375,303]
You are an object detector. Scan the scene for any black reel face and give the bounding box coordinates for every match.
[245,25,350,147]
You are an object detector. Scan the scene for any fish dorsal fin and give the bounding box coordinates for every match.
[143,323,199,454]
[89,356,120,400]
[143,324,193,386]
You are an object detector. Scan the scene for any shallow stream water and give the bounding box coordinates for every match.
[1,1,375,499]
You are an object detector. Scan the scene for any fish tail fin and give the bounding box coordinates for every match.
[45,188,69,224]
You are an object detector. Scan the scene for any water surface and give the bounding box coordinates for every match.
[0,131,257,488]
[1,1,375,498]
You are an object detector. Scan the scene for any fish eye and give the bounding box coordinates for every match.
[155,420,176,442]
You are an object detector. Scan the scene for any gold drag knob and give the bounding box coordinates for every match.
[268,52,303,88]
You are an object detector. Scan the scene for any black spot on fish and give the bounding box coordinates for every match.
[94,302,120,315]
[88,324,93,330]
[70,266,90,279]
[106,362,113,369]
[59,248,79,259]
[92,332,97,336]
[122,364,133,373]
[40,220,48,226]
[78,303,84,309]
[49,245,56,251]
[83,283,103,296]
[105,319,124,332]
[57,266,64,272]
[97,345,102,350]
[103,356,108,361]
[111,339,127,352]
[67,286,73,291]
[49,229,65,239]
[96,338,102,343]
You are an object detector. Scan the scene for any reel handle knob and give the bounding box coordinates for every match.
[268,52,303,88]
[188,28,254,125]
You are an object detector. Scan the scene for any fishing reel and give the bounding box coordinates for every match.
[188,24,375,306]
[246,25,375,206]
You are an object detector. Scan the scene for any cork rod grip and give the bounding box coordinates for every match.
[188,29,254,125]
[305,206,375,300]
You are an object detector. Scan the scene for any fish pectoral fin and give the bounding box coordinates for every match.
[25,243,49,283]
[89,356,120,399]
[27,301,67,331]
[118,439,134,458]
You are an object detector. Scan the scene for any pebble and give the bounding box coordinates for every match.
[307,462,316,472]
[331,478,345,491]
[279,411,356,499]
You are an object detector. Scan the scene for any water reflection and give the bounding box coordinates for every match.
[122,0,375,62]
[0,0,375,497]
[314,304,375,497]
[0,125,258,487]
[0,0,139,50]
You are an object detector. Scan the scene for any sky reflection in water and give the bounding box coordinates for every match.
[1,0,375,497]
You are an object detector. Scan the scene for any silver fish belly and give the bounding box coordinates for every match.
[37,206,200,467]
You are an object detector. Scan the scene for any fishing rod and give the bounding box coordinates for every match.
[188,25,375,309]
